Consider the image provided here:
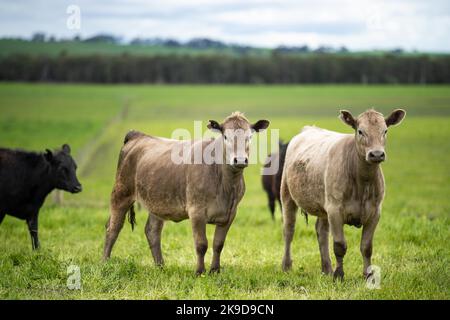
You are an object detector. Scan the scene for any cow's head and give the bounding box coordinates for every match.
[45,144,82,193]
[208,112,269,170]
[340,109,406,164]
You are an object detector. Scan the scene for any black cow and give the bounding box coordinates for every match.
[0,144,82,249]
[261,140,289,220]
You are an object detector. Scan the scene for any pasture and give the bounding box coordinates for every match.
[0,84,449,299]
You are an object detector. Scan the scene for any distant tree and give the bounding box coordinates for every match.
[390,48,404,55]
[164,39,181,47]
[31,32,46,42]
[338,46,349,53]
[187,38,227,49]
[83,34,118,44]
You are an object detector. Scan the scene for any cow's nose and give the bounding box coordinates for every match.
[368,150,385,163]
[233,157,248,168]
[73,184,82,193]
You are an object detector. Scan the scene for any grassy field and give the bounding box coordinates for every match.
[0,84,449,299]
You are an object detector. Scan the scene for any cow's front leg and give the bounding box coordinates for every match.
[27,214,39,250]
[190,212,208,275]
[360,214,380,278]
[315,217,333,275]
[328,212,346,280]
[210,223,231,273]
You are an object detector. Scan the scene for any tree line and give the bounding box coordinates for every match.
[1,53,449,83]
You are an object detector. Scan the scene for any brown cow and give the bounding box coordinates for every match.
[281,109,406,280]
[103,112,269,275]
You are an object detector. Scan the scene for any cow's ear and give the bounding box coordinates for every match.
[339,110,356,129]
[45,149,53,162]
[62,144,71,154]
[207,120,223,133]
[252,120,270,132]
[385,109,406,127]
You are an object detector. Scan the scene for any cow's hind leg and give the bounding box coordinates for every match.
[103,186,133,260]
[281,183,298,271]
[145,213,165,267]
[267,192,276,220]
[315,217,333,275]
[26,214,39,250]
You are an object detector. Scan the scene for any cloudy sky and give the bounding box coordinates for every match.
[0,0,449,51]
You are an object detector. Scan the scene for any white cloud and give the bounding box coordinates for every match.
[0,0,449,51]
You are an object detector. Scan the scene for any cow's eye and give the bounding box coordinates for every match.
[357,129,364,136]
[223,135,227,141]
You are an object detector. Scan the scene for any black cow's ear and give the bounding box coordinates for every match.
[252,120,270,132]
[207,120,223,133]
[62,144,71,154]
[385,109,406,127]
[339,110,356,129]
[45,149,53,162]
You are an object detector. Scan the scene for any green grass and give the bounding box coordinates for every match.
[0,84,449,299]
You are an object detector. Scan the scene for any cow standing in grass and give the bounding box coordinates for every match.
[0,144,82,249]
[281,109,406,279]
[103,112,269,275]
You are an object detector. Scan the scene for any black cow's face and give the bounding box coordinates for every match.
[45,144,82,193]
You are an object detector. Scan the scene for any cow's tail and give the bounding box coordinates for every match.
[116,130,144,171]
[128,203,136,231]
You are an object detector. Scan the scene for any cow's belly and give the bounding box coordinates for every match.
[135,154,189,222]
[138,191,188,222]
[287,167,327,217]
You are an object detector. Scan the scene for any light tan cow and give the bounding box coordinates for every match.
[281,109,406,280]
[103,112,269,275]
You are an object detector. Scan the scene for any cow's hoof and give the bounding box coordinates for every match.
[282,258,292,272]
[195,269,206,276]
[322,264,333,275]
[209,267,220,274]
[363,270,374,280]
[333,268,344,281]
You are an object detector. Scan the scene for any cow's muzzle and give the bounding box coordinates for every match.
[232,157,248,169]
[71,184,83,193]
[367,150,385,163]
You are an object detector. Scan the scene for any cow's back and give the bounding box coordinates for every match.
[283,126,349,216]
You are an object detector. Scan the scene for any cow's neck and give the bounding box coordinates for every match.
[350,140,381,184]
[220,164,244,194]
[31,155,56,201]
